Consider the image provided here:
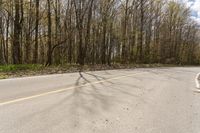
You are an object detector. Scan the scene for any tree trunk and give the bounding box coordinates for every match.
[12,0,21,64]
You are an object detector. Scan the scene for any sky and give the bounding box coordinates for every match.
[181,0,200,23]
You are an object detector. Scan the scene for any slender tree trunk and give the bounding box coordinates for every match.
[33,0,39,63]
[12,0,21,64]
[46,0,52,66]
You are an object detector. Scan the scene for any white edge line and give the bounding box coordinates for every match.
[195,73,200,89]
[0,72,146,106]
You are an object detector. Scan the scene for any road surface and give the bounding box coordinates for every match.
[0,67,200,133]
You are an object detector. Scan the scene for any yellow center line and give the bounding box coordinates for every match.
[0,72,146,106]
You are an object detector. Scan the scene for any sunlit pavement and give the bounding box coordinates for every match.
[0,67,200,133]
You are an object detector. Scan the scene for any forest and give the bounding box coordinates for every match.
[0,0,200,66]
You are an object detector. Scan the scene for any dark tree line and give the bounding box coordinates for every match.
[0,0,200,66]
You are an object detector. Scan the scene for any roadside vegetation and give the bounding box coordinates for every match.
[0,64,178,79]
[0,64,43,72]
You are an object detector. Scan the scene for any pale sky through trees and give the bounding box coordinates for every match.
[181,0,200,23]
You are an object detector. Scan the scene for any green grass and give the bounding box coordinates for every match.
[0,64,44,72]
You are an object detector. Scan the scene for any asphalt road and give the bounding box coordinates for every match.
[0,67,200,133]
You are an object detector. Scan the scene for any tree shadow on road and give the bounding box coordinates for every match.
[71,71,114,113]
[23,70,150,131]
